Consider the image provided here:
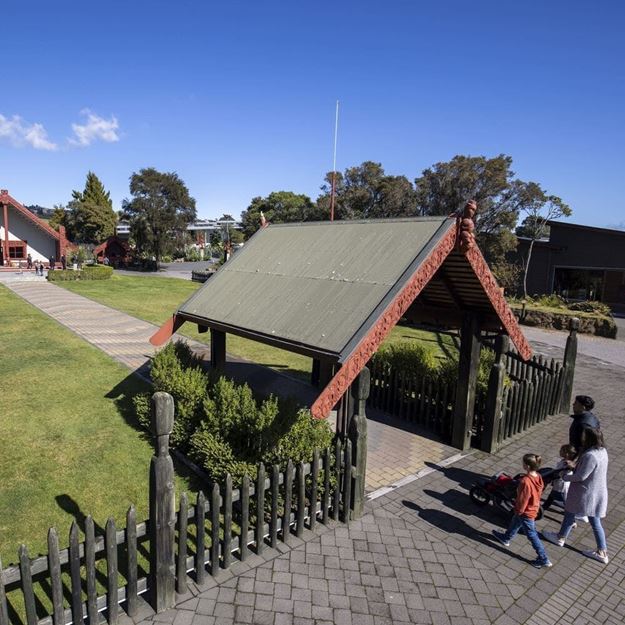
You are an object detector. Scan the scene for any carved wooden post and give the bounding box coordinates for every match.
[210,329,226,370]
[559,317,579,413]
[481,335,509,453]
[451,313,481,450]
[149,392,176,612]
[348,367,369,519]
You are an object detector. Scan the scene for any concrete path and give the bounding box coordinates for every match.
[2,277,457,493]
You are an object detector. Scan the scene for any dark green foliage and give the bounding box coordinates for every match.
[81,266,114,280]
[240,191,319,238]
[65,172,117,243]
[371,342,438,379]
[150,343,207,447]
[139,341,333,486]
[372,340,498,395]
[122,168,197,264]
[316,162,417,221]
[47,266,113,281]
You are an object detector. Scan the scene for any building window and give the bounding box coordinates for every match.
[9,244,26,259]
[554,268,604,301]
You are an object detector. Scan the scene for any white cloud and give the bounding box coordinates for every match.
[69,109,120,146]
[0,113,57,150]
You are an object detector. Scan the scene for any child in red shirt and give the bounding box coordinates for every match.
[492,454,552,568]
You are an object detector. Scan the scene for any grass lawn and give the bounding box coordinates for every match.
[0,285,197,565]
[58,274,459,378]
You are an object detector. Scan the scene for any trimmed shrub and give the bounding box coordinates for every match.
[81,265,114,280]
[47,266,113,282]
[141,340,334,486]
[46,270,82,282]
[371,342,438,379]
[150,342,208,448]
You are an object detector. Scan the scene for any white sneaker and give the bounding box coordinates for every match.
[582,550,609,564]
[543,530,565,547]
[576,516,589,523]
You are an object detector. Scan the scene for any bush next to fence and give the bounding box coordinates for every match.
[47,265,114,282]
[371,340,498,395]
[134,341,333,485]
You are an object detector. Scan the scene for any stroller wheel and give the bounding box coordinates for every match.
[469,485,491,506]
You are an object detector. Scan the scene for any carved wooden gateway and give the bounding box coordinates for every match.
[151,203,532,452]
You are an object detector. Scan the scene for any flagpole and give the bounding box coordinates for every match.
[329,100,339,221]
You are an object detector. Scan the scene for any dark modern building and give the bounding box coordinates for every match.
[517,221,625,309]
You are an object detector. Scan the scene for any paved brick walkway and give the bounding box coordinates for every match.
[2,278,457,493]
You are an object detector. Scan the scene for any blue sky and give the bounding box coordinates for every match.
[1,1,623,227]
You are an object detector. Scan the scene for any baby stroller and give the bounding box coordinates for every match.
[469,467,557,520]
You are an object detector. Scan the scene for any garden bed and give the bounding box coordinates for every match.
[509,305,617,338]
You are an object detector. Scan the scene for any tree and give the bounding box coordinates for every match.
[48,204,67,232]
[515,182,571,297]
[240,191,319,238]
[66,172,117,243]
[317,161,417,220]
[122,168,197,264]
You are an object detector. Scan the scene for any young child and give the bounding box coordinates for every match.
[492,453,552,568]
[543,444,576,510]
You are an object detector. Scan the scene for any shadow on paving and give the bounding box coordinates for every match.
[400,499,531,565]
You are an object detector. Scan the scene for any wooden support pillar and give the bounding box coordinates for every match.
[559,317,579,413]
[210,329,226,370]
[2,202,9,266]
[318,359,335,388]
[348,367,369,519]
[451,313,481,451]
[481,334,509,453]
[311,358,320,387]
[149,393,176,612]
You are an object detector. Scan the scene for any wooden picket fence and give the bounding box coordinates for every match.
[495,354,565,444]
[0,441,353,625]
[367,348,566,447]
[367,360,454,438]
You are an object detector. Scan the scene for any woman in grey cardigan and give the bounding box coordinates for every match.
[544,428,609,564]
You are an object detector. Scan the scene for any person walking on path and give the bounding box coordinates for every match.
[543,428,609,564]
[27,253,32,269]
[492,453,553,568]
[569,395,600,453]
[61,254,66,270]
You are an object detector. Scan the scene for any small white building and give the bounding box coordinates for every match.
[0,189,69,267]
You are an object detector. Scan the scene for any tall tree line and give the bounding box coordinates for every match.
[240,154,570,290]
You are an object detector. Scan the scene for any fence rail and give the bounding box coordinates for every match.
[368,360,454,438]
[1,435,354,625]
[367,326,575,451]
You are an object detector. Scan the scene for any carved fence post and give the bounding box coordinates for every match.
[149,392,176,612]
[481,335,509,453]
[348,367,369,519]
[559,317,579,413]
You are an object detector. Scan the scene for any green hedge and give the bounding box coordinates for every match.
[47,266,113,282]
[134,341,333,485]
[371,340,498,395]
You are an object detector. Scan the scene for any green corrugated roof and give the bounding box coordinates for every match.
[178,217,453,358]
